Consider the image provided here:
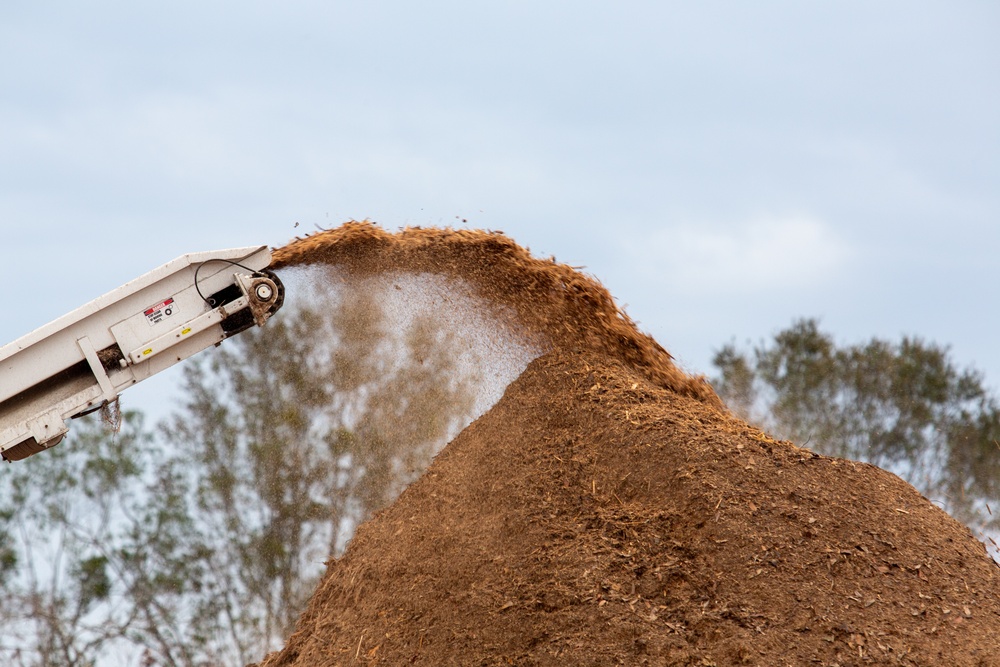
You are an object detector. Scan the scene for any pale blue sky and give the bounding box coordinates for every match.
[2,1,998,417]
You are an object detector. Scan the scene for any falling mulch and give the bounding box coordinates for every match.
[254,222,1000,666]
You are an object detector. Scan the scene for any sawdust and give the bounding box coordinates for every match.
[269,222,718,408]
[253,222,1000,666]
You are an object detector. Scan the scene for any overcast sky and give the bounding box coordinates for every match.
[2,2,998,419]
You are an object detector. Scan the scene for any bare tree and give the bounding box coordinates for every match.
[0,288,478,665]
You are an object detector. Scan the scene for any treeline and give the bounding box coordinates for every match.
[713,318,1000,534]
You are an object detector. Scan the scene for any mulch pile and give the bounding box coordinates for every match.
[254,222,1000,666]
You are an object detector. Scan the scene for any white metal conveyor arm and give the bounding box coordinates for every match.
[0,246,285,461]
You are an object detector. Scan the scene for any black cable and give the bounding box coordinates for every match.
[193,258,258,306]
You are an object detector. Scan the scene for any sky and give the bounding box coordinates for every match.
[2,1,999,421]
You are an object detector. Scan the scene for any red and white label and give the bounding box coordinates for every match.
[144,298,176,326]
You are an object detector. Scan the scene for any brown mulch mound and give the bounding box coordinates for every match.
[256,223,1000,666]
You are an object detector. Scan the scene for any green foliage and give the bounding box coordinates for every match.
[72,556,111,610]
[713,318,1000,531]
[0,509,16,584]
[0,409,165,666]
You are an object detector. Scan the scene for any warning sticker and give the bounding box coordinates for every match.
[144,298,176,326]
